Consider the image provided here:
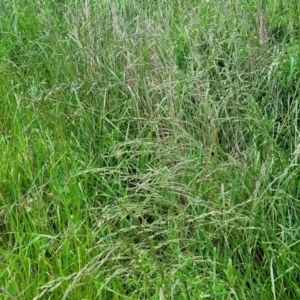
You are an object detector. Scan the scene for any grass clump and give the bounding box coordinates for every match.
[0,0,300,299]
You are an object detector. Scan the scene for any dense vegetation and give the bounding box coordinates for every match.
[1,0,300,299]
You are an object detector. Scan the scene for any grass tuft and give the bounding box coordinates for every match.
[1,0,300,299]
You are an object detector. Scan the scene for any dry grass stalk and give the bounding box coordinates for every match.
[257,0,269,51]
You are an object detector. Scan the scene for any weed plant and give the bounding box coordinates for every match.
[0,0,300,299]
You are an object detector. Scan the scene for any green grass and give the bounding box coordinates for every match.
[1,0,300,299]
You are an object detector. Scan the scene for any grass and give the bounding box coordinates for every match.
[0,0,300,299]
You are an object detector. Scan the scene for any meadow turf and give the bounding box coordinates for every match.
[1,0,300,299]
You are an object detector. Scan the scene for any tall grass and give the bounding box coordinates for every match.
[0,0,300,299]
